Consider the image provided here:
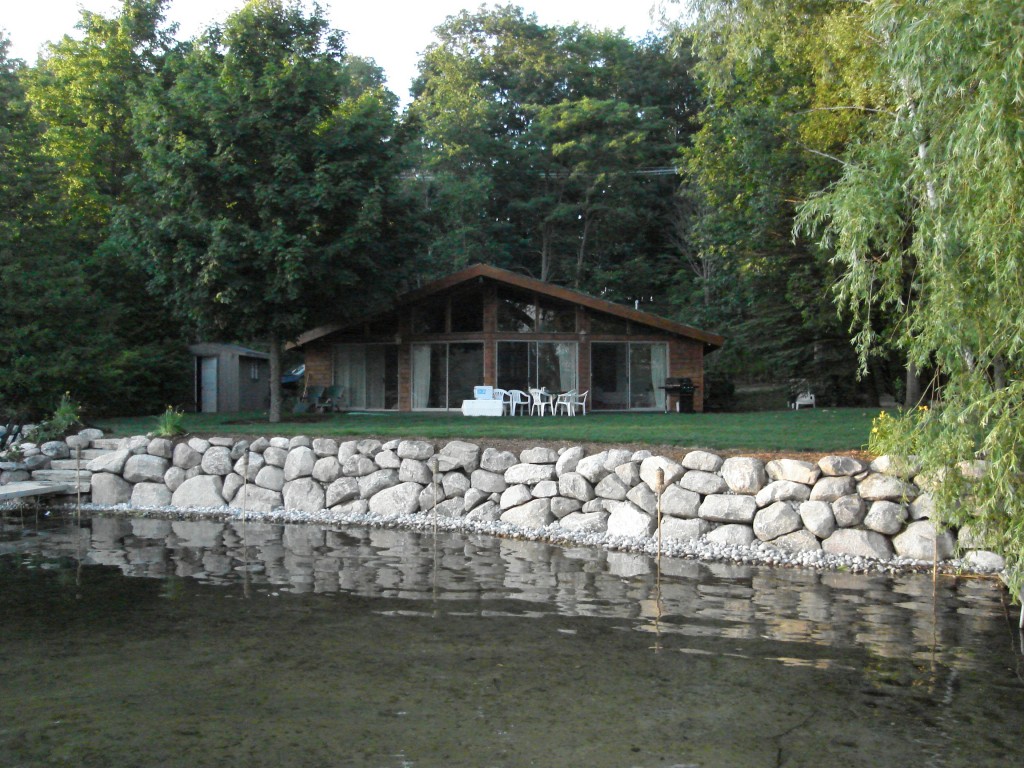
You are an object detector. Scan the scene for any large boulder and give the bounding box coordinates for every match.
[682,450,724,473]
[368,482,422,517]
[706,524,756,547]
[753,502,802,541]
[123,454,169,484]
[230,485,283,514]
[606,501,655,538]
[661,517,712,542]
[864,501,908,535]
[720,457,766,495]
[504,463,556,486]
[798,501,836,539]
[858,473,917,502]
[171,475,225,509]
[130,482,172,508]
[558,472,595,502]
[755,480,811,507]
[200,446,233,476]
[699,494,758,524]
[480,447,518,473]
[439,441,481,472]
[557,511,608,533]
[87,448,131,474]
[90,473,133,505]
[660,485,701,519]
[500,498,554,529]
[893,520,955,561]
[283,446,316,481]
[818,455,867,477]
[639,455,684,490]
[680,470,728,496]
[822,529,894,561]
[595,473,630,501]
[766,459,820,486]
[810,476,857,502]
[326,477,360,507]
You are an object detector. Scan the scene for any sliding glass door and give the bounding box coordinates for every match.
[411,342,484,409]
[591,342,667,410]
[495,341,577,393]
[333,344,398,410]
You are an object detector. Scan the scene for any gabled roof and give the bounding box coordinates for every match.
[294,263,724,351]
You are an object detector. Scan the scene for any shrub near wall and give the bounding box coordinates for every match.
[4,432,1008,572]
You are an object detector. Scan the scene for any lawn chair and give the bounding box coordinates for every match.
[573,390,589,415]
[528,388,552,417]
[492,388,512,415]
[509,389,530,416]
[298,385,325,413]
[321,385,344,412]
[554,390,576,416]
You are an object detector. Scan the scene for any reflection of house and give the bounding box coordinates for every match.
[188,343,270,413]
[294,264,723,412]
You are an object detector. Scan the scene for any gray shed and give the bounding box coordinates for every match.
[188,343,270,413]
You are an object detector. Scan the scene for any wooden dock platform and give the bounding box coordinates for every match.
[0,481,73,502]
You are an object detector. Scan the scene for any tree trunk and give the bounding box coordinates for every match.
[904,360,922,408]
[269,333,282,423]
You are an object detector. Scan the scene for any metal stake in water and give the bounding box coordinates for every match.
[651,468,666,652]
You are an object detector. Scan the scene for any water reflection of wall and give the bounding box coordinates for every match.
[75,516,1009,664]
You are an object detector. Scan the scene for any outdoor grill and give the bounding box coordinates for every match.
[660,377,695,413]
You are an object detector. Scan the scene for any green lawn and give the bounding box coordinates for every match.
[94,407,879,453]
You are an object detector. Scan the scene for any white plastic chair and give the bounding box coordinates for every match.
[554,390,576,416]
[492,388,511,415]
[528,388,552,417]
[573,390,589,415]
[509,389,529,416]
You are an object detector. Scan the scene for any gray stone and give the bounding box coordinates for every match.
[419,484,445,511]
[187,437,210,454]
[283,478,326,513]
[283,446,316,481]
[582,498,608,515]
[287,435,311,449]
[125,435,150,454]
[470,469,507,494]
[230,441,250,461]
[337,440,359,460]
[818,455,867,477]
[201,446,233,476]
[399,458,433,485]
[864,500,908,535]
[171,475,225,509]
[755,480,811,507]
[893,520,955,561]
[234,451,263,482]
[342,454,378,477]
[465,501,502,523]
[500,498,554,529]
[374,449,402,469]
[164,466,186,493]
[660,485,701,519]
[810,476,856,502]
[366,483,421,520]
[356,438,383,456]
[626,483,658,515]
[123,454,169,484]
[312,437,340,457]
[595,473,630,501]
[255,465,285,491]
[603,449,634,471]
[798,501,836,539]
[77,427,104,442]
[65,434,91,451]
[680,469,728,496]
[248,437,270,453]
[858,473,917,502]
[462,488,490,513]
[147,438,174,459]
[961,550,1005,571]
[326,477,360,507]
[770,529,822,553]
[661,517,712,541]
[832,494,866,527]
[555,446,586,476]
[532,479,559,498]
[312,456,343,484]
[0,469,29,483]
[706,524,756,547]
[550,497,583,519]
[521,446,559,464]
[131,482,172,508]
[222,473,245,503]
[431,498,466,518]
[613,461,641,488]
[753,502,802,541]
[230,485,283,513]
[557,511,608,533]
[909,493,936,520]
[268,437,290,449]
[90,472,133,505]
[639,455,684,490]
[699,494,758,524]
[575,452,611,483]
[500,484,534,510]
[766,459,820,485]
[24,454,50,471]
[480,447,519,473]
[442,472,470,498]
[504,463,556,486]
[397,440,434,460]
[262,446,288,468]
[682,450,724,473]
[331,499,370,516]
[870,454,921,478]
[822,529,894,561]
[558,472,595,502]
[359,469,400,499]
[439,440,481,472]
[606,501,655,538]
[87,448,131,474]
[41,441,70,459]
[720,457,766,495]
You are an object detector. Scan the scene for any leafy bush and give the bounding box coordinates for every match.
[153,406,187,437]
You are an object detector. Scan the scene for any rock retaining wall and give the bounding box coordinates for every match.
[0,430,1006,571]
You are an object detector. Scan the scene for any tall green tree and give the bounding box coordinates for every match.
[797,0,1024,593]
[122,0,402,421]
[409,6,698,303]
[0,36,119,423]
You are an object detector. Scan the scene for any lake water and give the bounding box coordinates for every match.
[1,513,1022,768]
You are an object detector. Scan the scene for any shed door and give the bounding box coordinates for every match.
[199,356,218,413]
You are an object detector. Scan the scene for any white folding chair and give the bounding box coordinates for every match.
[528,388,552,417]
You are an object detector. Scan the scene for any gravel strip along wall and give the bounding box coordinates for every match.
[1,430,1009,574]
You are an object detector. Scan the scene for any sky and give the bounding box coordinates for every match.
[2,1,668,102]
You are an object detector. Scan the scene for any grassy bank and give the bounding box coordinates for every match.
[94,408,879,453]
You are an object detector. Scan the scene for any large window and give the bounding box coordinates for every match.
[591,342,667,410]
[333,345,399,410]
[411,342,484,409]
[496,342,577,393]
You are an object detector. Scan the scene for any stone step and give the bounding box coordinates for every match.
[32,469,93,483]
[80,447,117,460]
[50,459,93,470]
[91,438,124,450]
[0,481,72,501]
